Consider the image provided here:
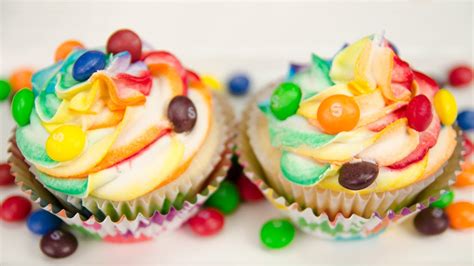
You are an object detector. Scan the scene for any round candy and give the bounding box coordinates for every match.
[11,88,34,127]
[445,201,474,230]
[0,79,12,101]
[433,89,457,126]
[457,110,474,131]
[1,195,32,222]
[205,181,240,215]
[227,74,250,96]
[9,68,33,92]
[270,82,302,120]
[317,94,360,134]
[201,75,222,91]
[339,161,378,190]
[27,209,63,235]
[236,174,264,202]
[406,95,433,132]
[0,163,15,186]
[448,65,473,87]
[260,219,295,249]
[106,29,142,62]
[455,165,474,187]
[54,40,84,62]
[430,190,454,209]
[188,208,225,236]
[40,229,78,258]
[72,50,106,82]
[167,96,197,133]
[462,134,473,160]
[414,207,449,235]
[46,125,86,162]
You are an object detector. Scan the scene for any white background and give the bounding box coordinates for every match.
[0,1,473,266]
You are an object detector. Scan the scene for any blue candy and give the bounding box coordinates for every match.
[228,74,250,96]
[457,110,474,131]
[27,209,63,235]
[72,51,106,82]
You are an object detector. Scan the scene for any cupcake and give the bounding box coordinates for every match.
[9,29,234,241]
[239,34,462,239]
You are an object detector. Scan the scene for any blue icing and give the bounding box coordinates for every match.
[32,61,63,97]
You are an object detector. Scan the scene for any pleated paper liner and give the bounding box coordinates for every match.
[8,92,236,242]
[237,87,463,240]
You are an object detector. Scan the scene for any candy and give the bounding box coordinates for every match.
[430,190,454,209]
[72,50,106,82]
[188,208,224,236]
[11,88,34,126]
[107,29,142,62]
[205,180,240,215]
[338,161,378,190]
[455,164,474,187]
[1,195,32,222]
[260,219,295,249]
[167,96,197,133]
[270,82,302,120]
[462,134,473,160]
[46,125,86,162]
[317,94,360,134]
[448,65,473,87]
[0,79,12,100]
[228,73,250,96]
[414,207,449,235]
[0,163,15,186]
[40,229,78,258]
[457,110,474,131]
[201,74,222,91]
[406,95,433,132]
[54,40,84,62]
[27,209,63,235]
[9,68,33,92]
[433,89,457,126]
[236,174,264,202]
[445,201,474,230]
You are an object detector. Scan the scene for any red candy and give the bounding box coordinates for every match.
[463,133,473,160]
[1,195,32,222]
[188,208,224,236]
[0,163,15,186]
[237,174,264,202]
[106,29,142,62]
[406,94,433,132]
[448,65,473,88]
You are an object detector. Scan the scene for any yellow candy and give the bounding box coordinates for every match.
[201,74,222,91]
[434,89,457,126]
[46,125,86,162]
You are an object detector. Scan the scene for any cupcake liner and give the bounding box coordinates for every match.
[237,87,463,239]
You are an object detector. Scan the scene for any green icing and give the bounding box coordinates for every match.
[36,90,62,121]
[56,49,86,92]
[38,171,88,197]
[293,53,334,99]
[280,151,330,186]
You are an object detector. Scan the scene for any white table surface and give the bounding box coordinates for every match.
[1,1,473,266]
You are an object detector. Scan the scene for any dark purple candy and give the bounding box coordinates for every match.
[338,161,378,190]
[167,96,197,133]
[414,207,449,235]
[40,229,78,258]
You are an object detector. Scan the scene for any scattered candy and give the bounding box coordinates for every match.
[9,68,33,92]
[455,162,474,187]
[46,125,86,162]
[433,89,457,126]
[54,40,84,62]
[448,65,473,88]
[338,161,378,190]
[27,209,63,235]
[40,229,78,258]
[72,50,106,82]
[11,88,34,126]
[228,73,250,96]
[462,134,473,159]
[430,190,454,209]
[188,208,224,236]
[457,110,474,131]
[406,95,433,132]
[445,201,474,230]
[0,163,15,186]
[167,96,197,133]
[1,195,32,222]
[201,74,222,91]
[106,29,142,62]
[236,174,264,202]
[414,207,449,235]
[260,219,295,249]
[205,180,240,215]
[270,82,302,120]
[317,94,360,134]
[0,79,12,100]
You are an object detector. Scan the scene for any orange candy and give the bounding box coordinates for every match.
[445,201,474,230]
[54,40,84,62]
[9,68,33,92]
[455,162,474,187]
[317,94,360,134]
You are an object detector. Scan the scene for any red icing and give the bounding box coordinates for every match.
[367,107,406,132]
[391,55,414,94]
[413,70,439,99]
[113,70,152,97]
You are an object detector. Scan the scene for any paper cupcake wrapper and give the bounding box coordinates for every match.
[237,88,463,240]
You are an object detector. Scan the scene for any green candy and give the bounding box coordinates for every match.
[0,79,12,101]
[270,82,302,120]
[430,190,454,209]
[205,180,240,215]
[12,88,35,126]
[260,219,295,249]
